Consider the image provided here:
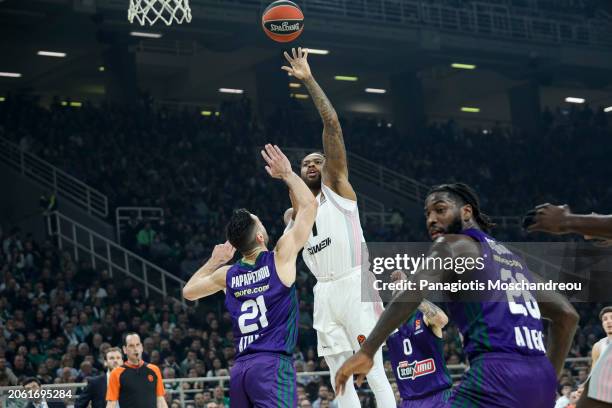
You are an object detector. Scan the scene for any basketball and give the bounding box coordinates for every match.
[262,0,304,43]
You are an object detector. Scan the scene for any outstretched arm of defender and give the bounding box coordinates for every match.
[282,48,355,200]
[528,204,612,239]
[183,242,234,300]
[261,144,317,275]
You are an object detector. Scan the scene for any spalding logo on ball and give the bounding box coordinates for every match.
[262,1,304,43]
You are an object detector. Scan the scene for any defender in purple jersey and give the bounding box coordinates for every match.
[386,288,452,408]
[336,183,579,408]
[183,144,317,408]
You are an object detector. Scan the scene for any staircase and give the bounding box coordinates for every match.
[0,136,108,218]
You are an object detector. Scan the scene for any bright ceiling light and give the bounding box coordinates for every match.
[219,88,244,94]
[37,51,67,58]
[0,72,22,78]
[461,107,480,113]
[565,97,585,104]
[365,88,386,94]
[604,106,612,113]
[451,63,476,70]
[335,76,358,82]
[130,31,162,39]
[306,49,329,55]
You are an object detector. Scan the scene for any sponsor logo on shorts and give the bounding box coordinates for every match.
[147,374,154,382]
[397,358,436,380]
[357,335,366,345]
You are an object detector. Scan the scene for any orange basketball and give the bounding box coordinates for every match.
[262,1,304,43]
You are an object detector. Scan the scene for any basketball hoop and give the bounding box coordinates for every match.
[128,0,192,26]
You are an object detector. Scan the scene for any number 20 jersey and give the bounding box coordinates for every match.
[225,251,299,360]
[447,228,547,362]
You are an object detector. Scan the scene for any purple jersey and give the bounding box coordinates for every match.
[387,310,452,400]
[446,228,546,362]
[225,251,298,360]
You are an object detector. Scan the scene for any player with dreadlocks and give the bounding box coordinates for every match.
[336,182,580,407]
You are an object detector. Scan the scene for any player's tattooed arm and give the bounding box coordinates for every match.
[282,47,355,200]
[418,299,449,331]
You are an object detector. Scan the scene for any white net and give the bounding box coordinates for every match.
[128,0,192,26]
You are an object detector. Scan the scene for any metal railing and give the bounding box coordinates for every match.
[0,357,590,406]
[115,206,165,245]
[0,136,108,218]
[347,151,430,203]
[201,0,612,48]
[47,211,188,306]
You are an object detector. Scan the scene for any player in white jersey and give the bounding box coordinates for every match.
[282,47,395,407]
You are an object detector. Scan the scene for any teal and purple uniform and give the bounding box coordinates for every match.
[225,251,298,408]
[445,228,557,407]
[387,310,452,407]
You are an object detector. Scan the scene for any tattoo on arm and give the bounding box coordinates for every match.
[418,300,442,320]
[303,77,347,166]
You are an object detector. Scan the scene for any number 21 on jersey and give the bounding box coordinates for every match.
[238,295,269,334]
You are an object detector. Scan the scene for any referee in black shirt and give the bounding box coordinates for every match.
[106,332,167,408]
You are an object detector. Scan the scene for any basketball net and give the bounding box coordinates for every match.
[128,0,192,26]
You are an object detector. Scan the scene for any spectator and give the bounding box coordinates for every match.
[313,385,338,408]
[212,386,229,407]
[137,223,156,256]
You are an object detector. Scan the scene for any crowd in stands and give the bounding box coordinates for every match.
[1,94,611,405]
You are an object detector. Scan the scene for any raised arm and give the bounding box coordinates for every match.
[282,47,356,200]
[528,204,612,239]
[261,144,317,285]
[182,242,235,301]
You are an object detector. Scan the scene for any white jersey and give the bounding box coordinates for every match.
[287,183,365,281]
